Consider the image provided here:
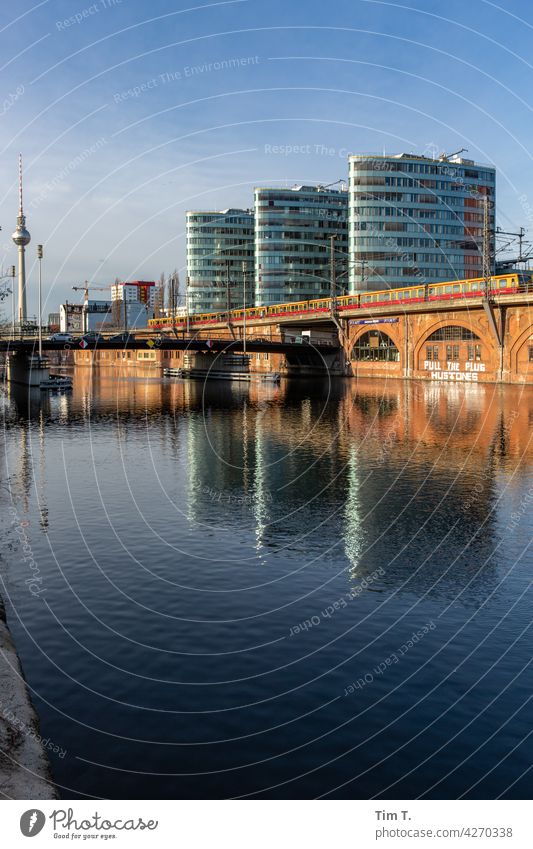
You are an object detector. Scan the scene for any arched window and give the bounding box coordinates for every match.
[424,325,483,363]
[426,326,480,341]
[351,330,400,362]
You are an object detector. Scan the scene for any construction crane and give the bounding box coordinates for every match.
[439,147,468,162]
[317,179,346,191]
[72,281,110,300]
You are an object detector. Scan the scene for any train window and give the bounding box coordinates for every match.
[445,286,452,294]
[428,287,435,295]
[453,284,460,293]
[500,279,508,288]
[382,293,390,301]
[362,295,371,303]
[471,282,479,291]
[417,289,424,298]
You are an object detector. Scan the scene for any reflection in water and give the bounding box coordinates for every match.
[344,446,365,576]
[0,369,532,800]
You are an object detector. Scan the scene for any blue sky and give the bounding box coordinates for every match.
[2,0,533,314]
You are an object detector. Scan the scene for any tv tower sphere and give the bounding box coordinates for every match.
[12,221,31,246]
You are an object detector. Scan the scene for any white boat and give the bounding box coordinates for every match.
[166,352,252,382]
[40,374,73,391]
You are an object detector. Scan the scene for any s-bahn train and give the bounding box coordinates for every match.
[148,272,533,330]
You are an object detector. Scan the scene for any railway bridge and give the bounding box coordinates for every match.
[149,287,533,384]
[3,286,533,385]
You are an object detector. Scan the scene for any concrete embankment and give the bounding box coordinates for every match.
[0,597,57,799]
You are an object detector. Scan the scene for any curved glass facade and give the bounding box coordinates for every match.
[348,154,496,292]
[186,209,254,313]
[254,185,348,305]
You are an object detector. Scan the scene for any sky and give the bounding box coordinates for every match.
[2,0,533,316]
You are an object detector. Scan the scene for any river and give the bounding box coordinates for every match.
[1,370,532,799]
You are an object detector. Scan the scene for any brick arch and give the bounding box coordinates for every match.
[349,324,402,350]
[509,321,533,375]
[413,317,491,364]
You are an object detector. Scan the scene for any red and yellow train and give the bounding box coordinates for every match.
[148,272,533,330]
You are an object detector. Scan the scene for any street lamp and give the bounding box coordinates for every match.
[37,244,43,358]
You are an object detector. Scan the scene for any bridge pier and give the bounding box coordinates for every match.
[7,352,49,387]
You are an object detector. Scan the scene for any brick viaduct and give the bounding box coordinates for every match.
[71,292,533,385]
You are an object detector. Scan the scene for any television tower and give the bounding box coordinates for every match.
[11,154,31,324]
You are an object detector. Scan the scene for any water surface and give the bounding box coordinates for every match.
[1,370,532,799]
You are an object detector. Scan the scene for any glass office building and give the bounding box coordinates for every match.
[254,184,349,305]
[186,209,254,313]
[348,154,496,292]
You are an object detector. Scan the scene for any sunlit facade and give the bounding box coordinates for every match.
[348,154,496,292]
[186,209,255,313]
[254,184,349,305]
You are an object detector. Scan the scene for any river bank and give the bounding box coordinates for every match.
[0,597,57,799]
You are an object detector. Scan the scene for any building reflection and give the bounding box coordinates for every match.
[2,370,532,600]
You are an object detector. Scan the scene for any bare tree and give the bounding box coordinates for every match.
[111,277,122,328]
[167,269,180,316]
[155,272,166,317]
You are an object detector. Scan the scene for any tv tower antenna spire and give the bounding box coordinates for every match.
[18,153,23,214]
[12,153,31,324]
